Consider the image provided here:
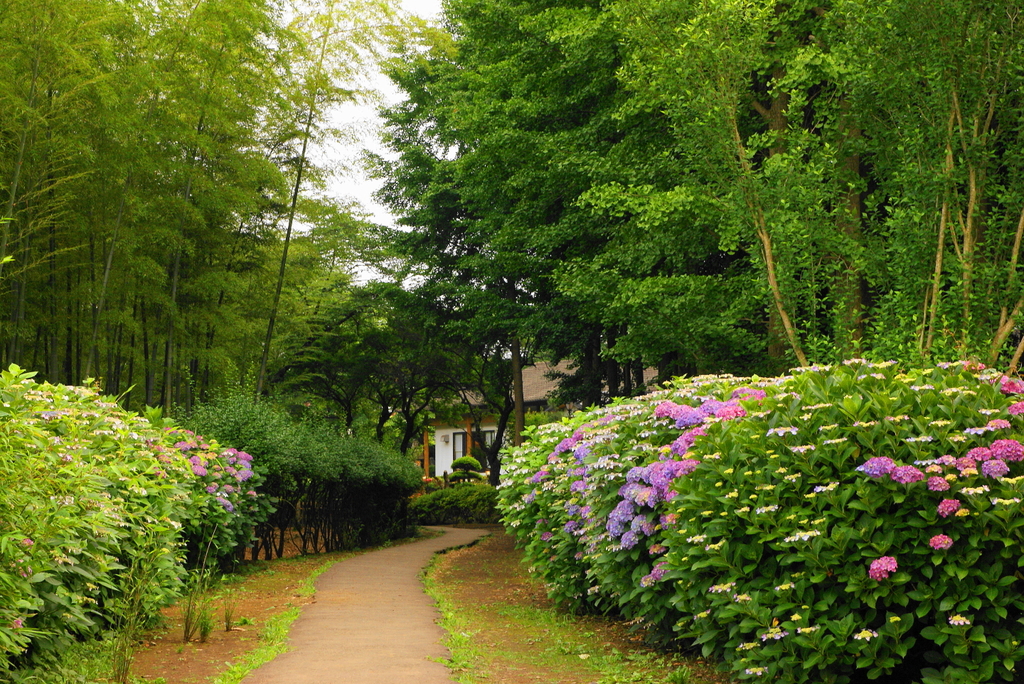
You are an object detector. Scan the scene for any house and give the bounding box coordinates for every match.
[423,361,570,478]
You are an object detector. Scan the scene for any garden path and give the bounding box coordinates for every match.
[241,525,490,684]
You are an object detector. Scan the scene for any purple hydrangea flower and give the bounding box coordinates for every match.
[981,459,1009,478]
[698,399,726,417]
[927,476,950,491]
[607,500,636,537]
[674,405,704,428]
[620,530,639,549]
[570,479,586,493]
[215,496,234,513]
[192,464,208,477]
[540,531,553,541]
[671,428,706,456]
[675,459,700,476]
[731,387,767,401]
[555,437,579,454]
[639,561,669,587]
[528,469,549,484]
[857,457,897,478]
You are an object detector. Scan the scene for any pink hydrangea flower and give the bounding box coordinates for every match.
[732,387,767,401]
[929,534,953,550]
[967,447,992,462]
[653,401,682,419]
[891,465,925,484]
[937,499,962,518]
[927,476,950,491]
[1000,377,1024,395]
[715,404,747,420]
[988,419,1011,430]
[955,457,977,472]
[1009,401,1024,416]
[869,556,898,580]
[990,439,1024,461]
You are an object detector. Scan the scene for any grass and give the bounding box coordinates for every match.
[209,606,300,684]
[0,529,441,684]
[422,533,720,684]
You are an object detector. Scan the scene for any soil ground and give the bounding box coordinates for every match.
[130,527,728,684]
[131,545,345,683]
[429,530,729,684]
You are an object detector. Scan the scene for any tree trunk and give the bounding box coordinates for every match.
[511,336,525,447]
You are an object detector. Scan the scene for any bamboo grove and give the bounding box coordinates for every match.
[0,0,400,410]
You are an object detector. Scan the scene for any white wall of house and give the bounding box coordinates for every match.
[432,422,498,478]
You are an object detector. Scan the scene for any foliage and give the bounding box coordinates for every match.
[449,455,483,483]
[185,391,422,555]
[0,365,269,671]
[276,281,468,454]
[409,485,500,525]
[0,0,407,410]
[376,0,1024,389]
[499,360,1024,682]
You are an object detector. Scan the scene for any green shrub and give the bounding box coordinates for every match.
[450,455,483,483]
[499,360,1024,683]
[185,392,422,553]
[0,365,271,670]
[451,456,482,472]
[410,485,500,525]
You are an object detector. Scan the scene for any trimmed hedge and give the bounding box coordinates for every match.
[410,485,500,525]
[185,393,423,555]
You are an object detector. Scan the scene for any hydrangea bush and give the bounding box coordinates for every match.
[498,360,1024,683]
[0,366,271,669]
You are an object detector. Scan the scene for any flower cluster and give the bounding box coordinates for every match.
[498,361,1024,684]
[868,556,898,580]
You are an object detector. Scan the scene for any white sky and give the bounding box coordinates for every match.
[324,0,445,228]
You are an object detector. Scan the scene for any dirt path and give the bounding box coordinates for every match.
[240,526,489,684]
